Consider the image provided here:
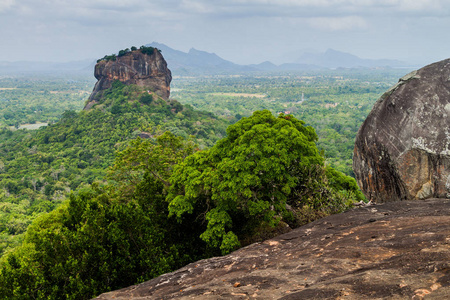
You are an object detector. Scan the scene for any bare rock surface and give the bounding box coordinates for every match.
[353,59,450,203]
[95,199,450,299]
[84,49,171,109]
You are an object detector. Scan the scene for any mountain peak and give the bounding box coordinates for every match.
[324,48,357,58]
[296,48,406,68]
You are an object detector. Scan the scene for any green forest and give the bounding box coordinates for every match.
[0,75,94,128]
[0,80,228,256]
[171,69,409,176]
[0,68,409,299]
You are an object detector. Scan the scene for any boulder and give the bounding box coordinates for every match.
[84,48,171,109]
[95,199,450,299]
[353,59,450,203]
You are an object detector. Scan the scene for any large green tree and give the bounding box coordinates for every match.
[167,110,355,254]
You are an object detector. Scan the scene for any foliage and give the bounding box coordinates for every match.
[325,166,364,201]
[117,48,130,57]
[96,45,161,63]
[108,132,196,194]
[0,185,168,299]
[139,46,156,56]
[0,81,228,257]
[139,93,153,105]
[0,133,207,299]
[97,54,116,63]
[168,110,356,254]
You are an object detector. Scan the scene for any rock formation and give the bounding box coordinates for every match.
[84,48,171,110]
[353,59,450,203]
[95,199,450,299]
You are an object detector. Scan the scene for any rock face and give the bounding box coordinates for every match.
[84,49,171,109]
[95,199,450,299]
[353,59,450,203]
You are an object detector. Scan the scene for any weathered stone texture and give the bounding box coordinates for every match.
[95,199,450,299]
[84,49,171,109]
[353,59,450,203]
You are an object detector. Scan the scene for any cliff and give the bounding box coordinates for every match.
[353,59,450,203]
[96,199,450,299]
[84,48,171,110]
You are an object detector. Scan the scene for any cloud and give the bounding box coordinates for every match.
[0,0,15,13]
[170,0,450,18]
[3,0,180,29]
[307,16,368,31]
[396,0,444,13]
[5,0,449,27]
[1,0,450,64]
[180,0,215,14]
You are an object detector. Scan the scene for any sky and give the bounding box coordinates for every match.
[1,0,450,65]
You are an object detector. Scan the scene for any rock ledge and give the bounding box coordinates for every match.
[96,199,450,299]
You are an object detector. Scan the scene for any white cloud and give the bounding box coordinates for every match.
[174,0,450,18]
[180,0,215,13]
[6,0,450,24]
[396,0,443,12]
[307,15,367,31]
[0,0,15,13]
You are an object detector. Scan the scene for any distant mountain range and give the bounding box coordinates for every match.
[294,49,407,69]
[147,43,410,74]
[0,43,412,75]
[147,42,252,74]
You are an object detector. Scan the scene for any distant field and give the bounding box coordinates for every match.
[49,91,90,94]
[0,88,16,90]
[9,122,48,130]
[210,92,266,98]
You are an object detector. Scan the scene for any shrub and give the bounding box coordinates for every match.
[139,46,155,56]
[139,93,153,105]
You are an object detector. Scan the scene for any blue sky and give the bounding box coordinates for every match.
[1,0,449,65]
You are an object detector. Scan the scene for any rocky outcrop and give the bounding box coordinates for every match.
[95,199,450,299]
[84,48,171,109]
[353,59,450,203]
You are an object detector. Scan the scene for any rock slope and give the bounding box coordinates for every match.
[353,59,450,203]
[96,199,450,299]
[84,48,171,109]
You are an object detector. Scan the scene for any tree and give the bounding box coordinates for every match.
[0,183,177,300]
[108,131,195,194]
[167,110,331,254]
[0,133,203,299]
[139,93,153,105]
[139,46,155,56]
[117,48,130,57]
